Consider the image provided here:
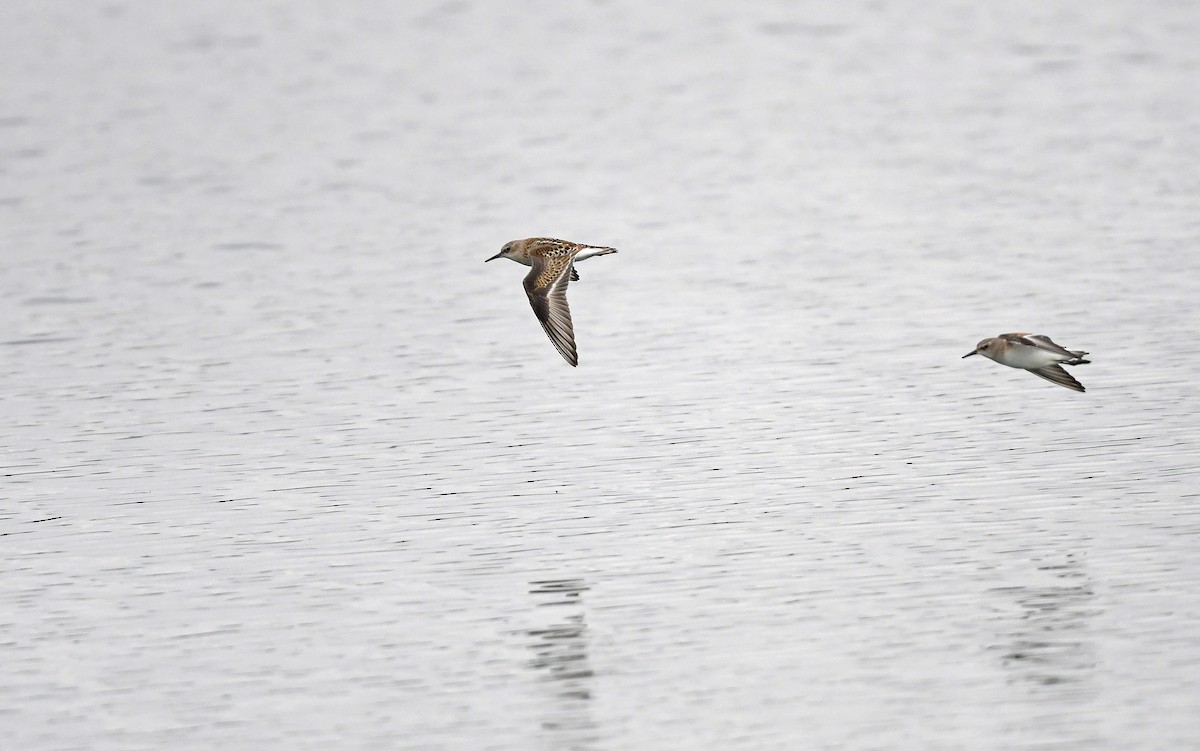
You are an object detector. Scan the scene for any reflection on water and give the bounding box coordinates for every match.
[526,579,599,750]
[991,555,1098,696]
[3,1,1200,748]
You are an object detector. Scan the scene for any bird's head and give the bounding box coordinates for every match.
[963,338,995,359]
[486,240,523,263]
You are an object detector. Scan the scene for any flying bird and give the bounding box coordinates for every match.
[963,332,1091,392]
[486,237,617,366]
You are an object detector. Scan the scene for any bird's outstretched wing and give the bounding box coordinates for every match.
[523,253,578,366]
[1030,364,1086,392]
[1007,333,1088,362]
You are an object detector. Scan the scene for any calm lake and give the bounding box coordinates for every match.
[3,2,1199,749]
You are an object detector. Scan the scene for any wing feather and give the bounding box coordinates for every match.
[1007,333,1090,364]
[523,254,578,366]
[1029,364,1086,392]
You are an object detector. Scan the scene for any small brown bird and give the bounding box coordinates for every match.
[486,237,617,366]
[963,332,1091,392]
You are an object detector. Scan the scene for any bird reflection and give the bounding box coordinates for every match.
[526,578,599,748]
[991,556,1098,698]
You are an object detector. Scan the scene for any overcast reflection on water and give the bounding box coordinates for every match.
[2,1,1200,749]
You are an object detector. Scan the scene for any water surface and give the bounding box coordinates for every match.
[2,2,1199,749]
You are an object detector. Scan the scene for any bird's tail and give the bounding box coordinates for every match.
[574,246,618,262]
[1067,350,1090,365]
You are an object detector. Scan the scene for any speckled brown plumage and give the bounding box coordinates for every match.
[486,237,618,366]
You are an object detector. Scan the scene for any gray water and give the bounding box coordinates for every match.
[3,2,1200,749]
